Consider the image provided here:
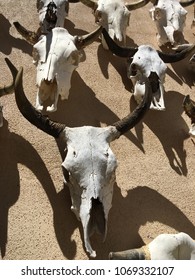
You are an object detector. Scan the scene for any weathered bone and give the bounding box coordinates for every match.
[102,28,195,111]
[183,95,195,137]
[109,232,195,260]
[149,0,195,46]
[80,0,150,49]
[5,57,153,258]
[32,26,102,112]
[14,0,79,43]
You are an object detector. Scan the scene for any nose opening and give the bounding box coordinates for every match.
[88,198,106,237]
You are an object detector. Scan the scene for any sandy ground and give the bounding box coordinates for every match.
[0,0,195,260]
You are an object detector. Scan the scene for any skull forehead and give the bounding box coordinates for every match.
[34,27,77,62]
[97,0,129,19]
[132,45,167,77]
[63,126,118,176]
[154,0,187,17]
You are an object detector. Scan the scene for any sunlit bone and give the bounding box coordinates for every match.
[6,58,153,258]
[183,94,195,137]
[13,0,79,44]
[109,232,195,260]
[102,28,195,111]
[79,0,151,49]
[149,0,195,47]
[32,26,102,112]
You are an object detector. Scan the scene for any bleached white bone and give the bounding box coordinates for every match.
[33,26,101,112]
[6,60,153,257]
[128,45,167,111]
[109,232,195,260]
[149,0,188,46]
[80,0,150,49]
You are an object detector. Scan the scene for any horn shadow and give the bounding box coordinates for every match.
[0,119,77,259]
[0,14,32,56]
[91,184,195,259]
[133,90,189,176]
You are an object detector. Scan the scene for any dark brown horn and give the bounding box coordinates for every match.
[102,28,138,57]
[13,22,40,45]
[157,44,195,63]
[112,72,154,136]
[109,246,150,260]
[5,58,66,138]
[180,0,195,7]
[183,95,195,123]
[126,0,150,11]
[75,26,102,49]
[79,0,98,10]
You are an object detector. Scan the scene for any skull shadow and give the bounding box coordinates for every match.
[132,90,189,175]
[90,184,195,259]
[0,120,77,259]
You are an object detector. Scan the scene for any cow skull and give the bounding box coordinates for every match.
[79,0,151,49]
[6,58,153,257]
[109,232,195,259]
[183,95,195,137]
[0,77,14,127]
[149,0,195,47]
[32,26,102,112]
[102,28,195,111]
[14,0,79,44]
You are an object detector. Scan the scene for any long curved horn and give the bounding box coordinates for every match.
[157,44,195,63]
[109,245,151,260]
[183,95,195,123]
[126,0,150,11]
[180,0,195,7]
[112,72,154,136]
[102,28,138,57]
[13,22,40,45]
[74,26,102,49]
[0,81,14,97]
[5,58,66,138]
[79,0,98,10]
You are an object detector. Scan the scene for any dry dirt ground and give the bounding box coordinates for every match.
[0,0,195,260]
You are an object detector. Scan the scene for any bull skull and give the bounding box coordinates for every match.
[109,232,195,260]
[5,57,153,257]
[79,0,151,49]
[32,26,102,112]
[14,0,80,44]
[183,95,195,137]
[102,28,195,111]
[0,77,14,127]
[149,0,195,47]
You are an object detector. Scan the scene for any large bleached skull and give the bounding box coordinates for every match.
[102,28,195,111]
[14,0,79,44]
[32,26,102,112]
[79,0,151,49]
[109,232,195,260]
[149,0,195,47]
[6,58,153,257]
